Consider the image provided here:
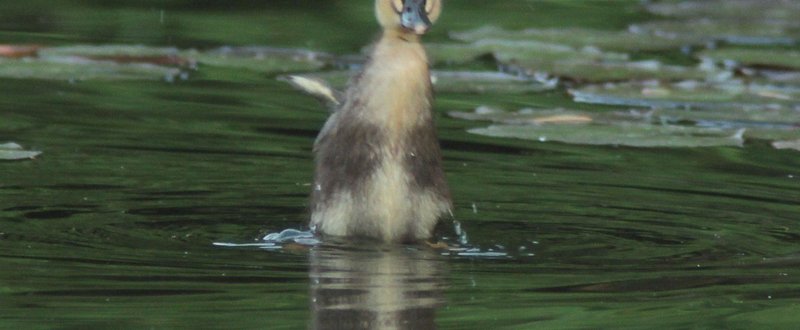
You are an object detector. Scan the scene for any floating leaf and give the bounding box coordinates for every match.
[451,105,798,148]
[568,81,800,141]
[0,57,183,81]
[450,26,694,52]
[700,48,800,71]
[503,58,714,83]
[427,39,627,65]
[530,114,593,124]
[0,45,188,81]
[468,122,743,148]
[0,142,41,160]
[645,0,800,20]
[431,71,556,93]
[449,106,597,125]
[759,70,800,84]
[0,45,334,81]
[428,38,718,82]
[0,45,40,58]
[641,0,800,46]
[569,80,800,111]
[772,139,800,151]
[40,45,185,62]
[191,46,329,73]
[631,20,799,46]
[0,58,184,81]
[44,45,330,73]
[40,45,195,71]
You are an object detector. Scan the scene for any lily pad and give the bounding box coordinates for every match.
[758,70,800,84]
[449,106,595,125]
[469,122,743,148]
[0,45,186,81]
[451,105,799,148]
[641,0,800,45]
[569,80,800,111]
[41,45,331,73]
[0,142,41,160]
[700,48,800,71]
[0,45,40,58]
[568,81,800,141]
[772,139,800,151]
[0,45,333,81]
[0,57,183,81]
[449,26,694,52]
[427,39,628,65]
[428,38,719,82]
[631,19,799,46]
[502,58,714,83]
[190,46,330,73]
[645,0,800,20]
[40,45,187,62]
[431,70,557,93]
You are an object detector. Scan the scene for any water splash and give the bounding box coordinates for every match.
[213,228,320,250]
[435,220,540,259]
[214,220,535,259]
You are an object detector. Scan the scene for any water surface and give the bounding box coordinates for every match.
[2,1,800,328]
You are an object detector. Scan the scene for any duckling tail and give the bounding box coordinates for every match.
[279,75,343,110]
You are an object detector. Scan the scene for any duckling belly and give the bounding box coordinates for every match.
[311,154,448,242]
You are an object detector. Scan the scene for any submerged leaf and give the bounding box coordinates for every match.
[0,142,41,160]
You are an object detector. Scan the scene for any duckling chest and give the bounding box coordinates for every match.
[351,47,432,138]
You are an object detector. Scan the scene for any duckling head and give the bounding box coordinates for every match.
[376,0,442,35]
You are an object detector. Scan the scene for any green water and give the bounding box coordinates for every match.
[2,1,800,328]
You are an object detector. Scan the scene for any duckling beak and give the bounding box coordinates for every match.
[400,0,432,35]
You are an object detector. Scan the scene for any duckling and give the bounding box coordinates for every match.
[309,0,450,243]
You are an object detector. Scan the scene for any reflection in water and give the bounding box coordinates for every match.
[309,244,446,330]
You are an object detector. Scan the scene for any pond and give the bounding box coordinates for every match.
[1,0,799,328]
